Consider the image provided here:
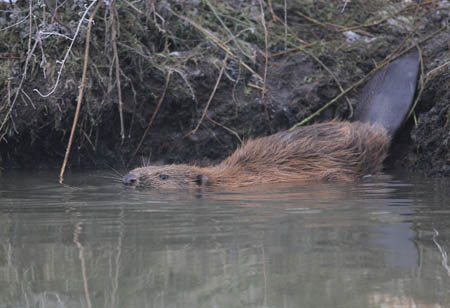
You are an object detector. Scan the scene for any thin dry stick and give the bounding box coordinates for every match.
[111,1,125,142]
[205,0,251,60]
[406,45,424,121]
[81,129,96,152]
[302,48,354,116]
[0,81,13,141]
[261,13,353,114]
[0,80,13,139]
[168,8,262,81]
[290,54,399,129]
[34,0,99,98]
[259,0,272,129]
[425,59,450,79]
[6,80,11,112]
[338,0,437,32]
[0,1,36,137]
[283,0,287,50]
[122,0,144,15]
[261,34,351,115]
[295,7,383,33]
[266,0,277,21]
[259,0,269,100]
[27,0,32,58]
[130,71,172,163]
[295,1,435,35]
[269,42,316,57]
[268,8,307,45]
[59,0,102,184]
[207,115,243,144]
[187,55,228,136]
[0,14,29,32]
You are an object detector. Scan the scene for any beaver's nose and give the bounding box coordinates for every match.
[122,173,138,186]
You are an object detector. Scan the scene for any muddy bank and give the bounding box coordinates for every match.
[0,1,449,178]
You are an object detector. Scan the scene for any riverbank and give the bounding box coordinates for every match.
[0,0,449,178]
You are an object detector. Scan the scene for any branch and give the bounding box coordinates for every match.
[59,0,102,184]
[34,0,99,98]
[129,71,172,164]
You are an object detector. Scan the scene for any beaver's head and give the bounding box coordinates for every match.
[122,165,208,189]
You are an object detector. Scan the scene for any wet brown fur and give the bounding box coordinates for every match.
[124,52,419,189]
[125,121,390,189]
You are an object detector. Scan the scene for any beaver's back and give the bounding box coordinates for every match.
[211,121,389,185]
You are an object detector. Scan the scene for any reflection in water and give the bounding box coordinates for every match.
[0,170,450,307]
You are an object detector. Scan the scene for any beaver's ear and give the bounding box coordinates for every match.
[195,174,208,186]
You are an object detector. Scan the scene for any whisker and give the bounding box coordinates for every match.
[96,175,123,181]
[140,153,152,167]
[108,167,123,177]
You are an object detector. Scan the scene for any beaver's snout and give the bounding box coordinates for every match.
[123,173,138,186]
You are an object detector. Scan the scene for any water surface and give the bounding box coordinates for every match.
[0,170,449,307]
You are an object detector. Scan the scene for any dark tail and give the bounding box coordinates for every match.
[354,52,420,135]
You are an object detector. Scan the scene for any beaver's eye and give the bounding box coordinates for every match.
[159,174,169,180]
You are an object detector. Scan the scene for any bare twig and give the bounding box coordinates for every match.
[341,0,350,13]
[207,115,242,144]
[59,0,102,184]
[290,55,396,129]
[172,68,197,101]
[130,71,172,163]
[406,45,424,121]
[338,0,438,32]
[34,0,99,98]
[294,1,435,35]
[81,129,97,152]
[122,0,144,15]
[6,80,11,112]
[205,0,251,60]
[0,1,38,138]
[259,0,269,100]
[283,0,287,50]
[0,14,30,32]
[168,8,262,81]
[266,0,277,21]
[111,1,125,142]
[294,6,381,33]
[187,55,228,136]
[261,11,354,115]
[269,42,317,57]
[426,59,450,79]
[259,0,272,129]
[302,47,354,117]
[0,80,13,141]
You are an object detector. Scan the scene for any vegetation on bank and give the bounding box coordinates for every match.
[0,0,448,178]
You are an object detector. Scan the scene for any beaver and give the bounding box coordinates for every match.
[123,52,420,189]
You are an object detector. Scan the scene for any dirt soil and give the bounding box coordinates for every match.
[0,0,449,179]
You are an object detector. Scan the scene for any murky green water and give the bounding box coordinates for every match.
[0,170,450,307]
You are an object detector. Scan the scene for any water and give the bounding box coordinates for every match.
[0,170,450,308]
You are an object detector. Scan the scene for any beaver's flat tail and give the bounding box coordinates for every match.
[354,52,420,135]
